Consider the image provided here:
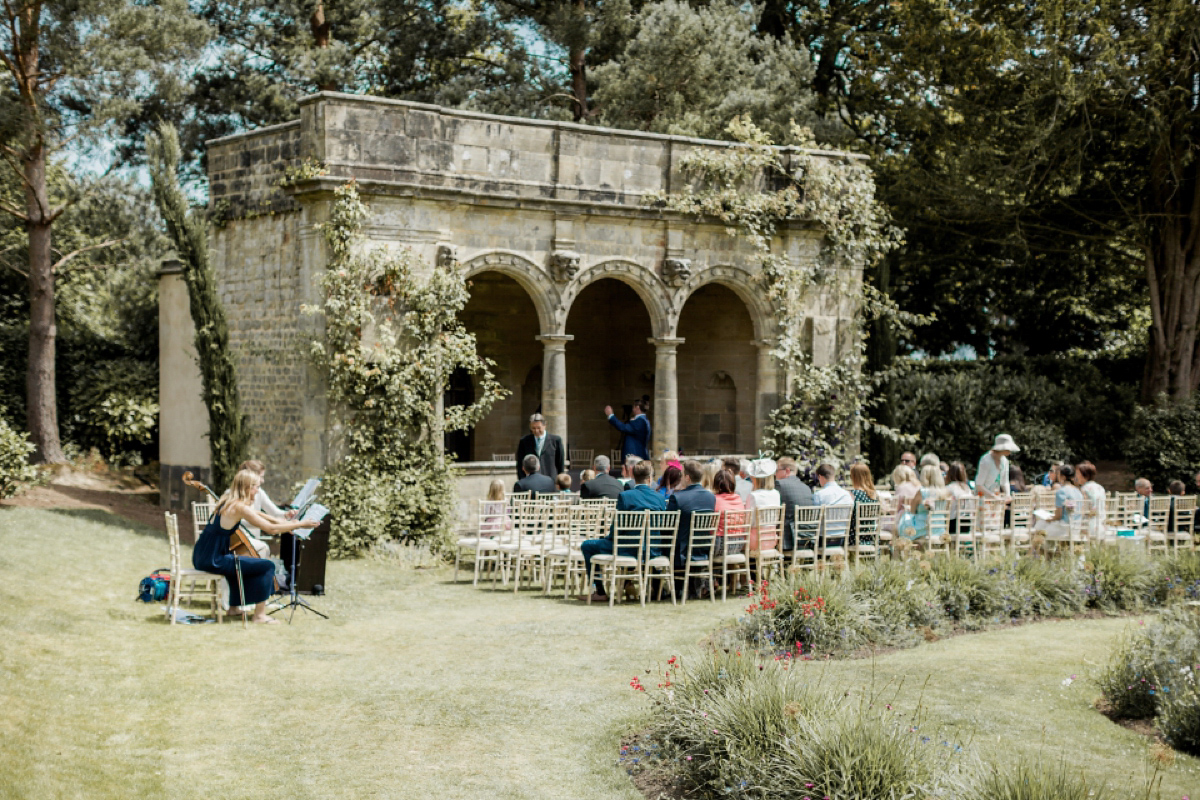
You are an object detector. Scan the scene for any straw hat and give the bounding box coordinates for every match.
[748,458,778,479]
[991,433,1020,453]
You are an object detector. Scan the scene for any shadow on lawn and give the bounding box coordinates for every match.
[46,507,164,540]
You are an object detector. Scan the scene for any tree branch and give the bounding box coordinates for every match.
[0,200,28,221]
[50,238,126,272]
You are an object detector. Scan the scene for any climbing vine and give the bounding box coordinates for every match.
[309,181,508,556]
[651,118,924,477]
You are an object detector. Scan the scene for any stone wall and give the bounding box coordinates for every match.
[207,121,302,218]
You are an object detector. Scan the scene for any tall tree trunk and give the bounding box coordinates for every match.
[24,138,65,463]
[568,0,588,121]
[1141,151,1200,404]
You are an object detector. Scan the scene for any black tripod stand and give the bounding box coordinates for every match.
[270,527,328,623]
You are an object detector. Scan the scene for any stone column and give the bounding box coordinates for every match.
[649,337,685,457]
[537,334,573,449]
[755,339,782,450]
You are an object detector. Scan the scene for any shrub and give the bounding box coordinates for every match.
[66,358,158,464]
[1013,557,1086,617]
[0,418,38,498]
[962,758,1111,800]
[739,573,877,657]
[1151,551,1200,605]
[928,555,1008,623]
[1125,395,1200,495]
[853,559,947,646]
[1096,607,1200,730]
[1081,546,1156,612]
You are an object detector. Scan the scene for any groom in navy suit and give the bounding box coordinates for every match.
[605,399,651,461]
[579,461,665,602]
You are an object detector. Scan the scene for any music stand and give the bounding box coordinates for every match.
[270,522,328,623]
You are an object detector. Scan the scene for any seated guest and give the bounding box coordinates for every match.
[849,463,877,505]
[668,460,717,573]
[1167,478,1186,532]
[619,455,643,488]
[1009,464,1028,494]
[945,461,975,522]
[1032,462,1082,552]
[482,479,511,532]
[813,464,852,506]
[701,459,722,492]
[885,465,921,533]
[556,473,573,493]
[514,455,557,495]
[657,464,682,499]
[1074,461,1106,537]
[579,469,595,483]
[580,455,622,499]
[1135,477,1153,519]
[579,461,665,602]
[899,451,917,470]
[193,469,319,623]
[900,464,949,543]
[712,469,746,554]
[775,457,814,550]
[239,459,293,558]
[920,453,940,470]
[746,458,780,511]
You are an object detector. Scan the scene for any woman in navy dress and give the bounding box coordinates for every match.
[193,469,319,624]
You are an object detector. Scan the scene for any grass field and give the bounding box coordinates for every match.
[1,506,1198,799]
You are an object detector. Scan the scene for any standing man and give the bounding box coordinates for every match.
[604,400,651,461]
[774,457,814,550]
[580,454,623,499]
[977,434,1019,501]
[515,413,564,480]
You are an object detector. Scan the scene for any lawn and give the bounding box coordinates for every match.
[1,506,1197,799]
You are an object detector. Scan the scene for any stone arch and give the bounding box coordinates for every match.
[461,251,557,335]
[559,259,672,337]
[669,265,778,341]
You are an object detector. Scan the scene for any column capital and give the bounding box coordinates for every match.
[536,334,574,346]
[754,337,780,349]
[648,336,686,350]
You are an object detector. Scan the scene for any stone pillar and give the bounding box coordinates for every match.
[537,334,573,448]
[755,339,782,450]
[649,337,684,457]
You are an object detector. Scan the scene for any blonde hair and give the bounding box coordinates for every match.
[239,459,266,476]
[850,464,876,499]
[701,460,722,491]
[752,475,775,491]
[556,473,572,490]
[891,465,918,488]
[487,479,505,502]
[920,464,946,489]
[580,469,596,483]
[217,469,261,512]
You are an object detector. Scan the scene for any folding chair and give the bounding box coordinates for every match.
[644,510,681,604]
[787,506,822,573]
[589,510,647,606]
[714,508,752,601]
[675,511,720,605]
[849,502,880,563]
[819,504,853,570]
[749,506,784,584]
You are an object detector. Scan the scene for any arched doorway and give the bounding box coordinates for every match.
[565,279,655,460]
[676,283,758,455]
[458,271,542,461]
[443,366,475,462]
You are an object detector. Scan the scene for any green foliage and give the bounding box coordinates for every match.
[1125,397,1200,494]
[1080,546,1157,614]
[1013,557,1087,618]
[962,758,1111,800]
[1097,607,1200,755]
[0,417,38,499]
[592,0,816,141]
[891,358,1139,470]
[310,182,507,557]
[147,123,250,491]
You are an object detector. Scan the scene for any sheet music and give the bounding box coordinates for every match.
[1032,509,1053,521]
[290,478,320,510]
[294,503,329,540]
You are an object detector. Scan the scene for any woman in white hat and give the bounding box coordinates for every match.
[745,458,781,512]
[976,434,1019,502]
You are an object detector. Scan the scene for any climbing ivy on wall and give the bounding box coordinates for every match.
[147,124,251,491]
[309,181,508,557]
[652,119,924,477]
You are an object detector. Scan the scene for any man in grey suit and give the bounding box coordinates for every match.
[580,454,623,500]
[514,454,557,495]
[515,413,564,479]
[775,456,814,551]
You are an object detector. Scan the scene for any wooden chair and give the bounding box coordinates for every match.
[454,499,508,585]
[568,449,593,469]
[1170,496,1196,553]
[493,453,516,463]
[819,504,853,570]
[676,511,720,605]
[191,501,214,541]
[505,490,531,509]
[1008,492,1034,552]
[950,499,977,559]
[610,449,623,466]
[1147,495,1171,556]
[713,508,752,601]
[749,506,784,584]
[553,504,605,598]
[589,511,647,606]
[975,498,1005,558]
[644,510,681,604]
[165,512,224,624]
[495,501,547,590]
[848,502,881,563]
[922,500,951,557]
[788,506,822,572]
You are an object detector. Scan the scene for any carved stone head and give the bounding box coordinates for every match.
[663,257,692,287]
[549,250,581,282]
[436,243,458,268]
